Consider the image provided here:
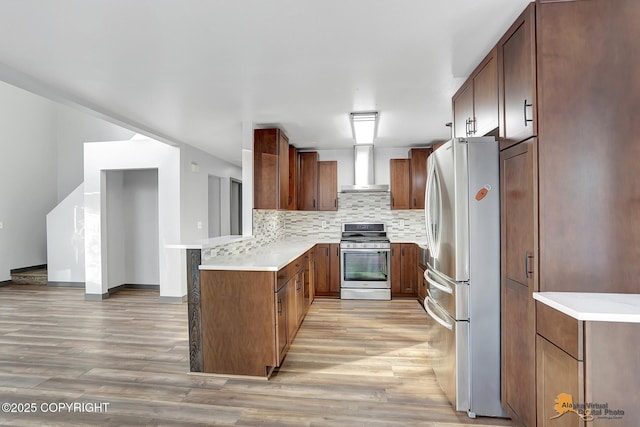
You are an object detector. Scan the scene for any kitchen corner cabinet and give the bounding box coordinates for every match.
[409,148,431,209]
[389,159,411,210]
[315,243,340,298]
[391,243,417,297]
[254,128,289,210]
[500,138,537,427]
[536,301,640,427]
[453,47,498,138]
[317,161,338,211]
[497,3,536,150]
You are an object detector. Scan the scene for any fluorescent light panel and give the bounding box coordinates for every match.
[350,112,378,145]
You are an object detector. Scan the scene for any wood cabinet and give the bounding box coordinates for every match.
[417,263,427,303]
[409,148,431,209]
[254,128,289,210]
[303,248,315,312]
[453,47,498,138]
[288,145,297,210]
[199,253,311,378]
[389,159,411,210]
[500,138,537,427]
[298,151,318,210]
[497,3,537,150]
[391,243,417,297]
[536,302,640,427]
[317,160,338,211]
[315,243,340,298]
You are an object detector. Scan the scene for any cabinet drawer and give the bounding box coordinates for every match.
[536,302,583,360]
[277,255,306,289]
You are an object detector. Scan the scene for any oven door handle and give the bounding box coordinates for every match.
[340,247,391,253]
[425,296,453,330]
[424,269,453,294]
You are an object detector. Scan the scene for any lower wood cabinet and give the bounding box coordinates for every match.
[391,243,417,297]
[417,262,427,303]
[199,253,311,378]
[315,243,340,297]
[536,302,639,427]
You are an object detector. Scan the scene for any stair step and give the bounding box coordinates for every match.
[11,268,48,285]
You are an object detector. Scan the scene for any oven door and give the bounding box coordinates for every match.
[340,248,390,289]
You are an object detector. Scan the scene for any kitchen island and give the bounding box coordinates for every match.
[195,241,327,378]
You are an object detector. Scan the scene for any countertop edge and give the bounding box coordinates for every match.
[533,292,640,323]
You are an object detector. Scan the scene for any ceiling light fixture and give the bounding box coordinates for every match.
[350,112,378,145]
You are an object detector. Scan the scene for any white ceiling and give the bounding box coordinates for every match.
[0,0,530,166]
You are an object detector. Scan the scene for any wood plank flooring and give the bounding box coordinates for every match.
[0,284,513,426]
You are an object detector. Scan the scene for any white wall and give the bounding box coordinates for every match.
[105,170,126,289]
[0,81,57,281]
[84,139,181,298]
[123,169,159,285]
[180,143,242,243]
[55,106,135,202]
[374,147,413,186]
[208,175,222,238]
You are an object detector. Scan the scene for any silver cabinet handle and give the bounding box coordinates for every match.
[524,99,533,127]
[525,251,534,279]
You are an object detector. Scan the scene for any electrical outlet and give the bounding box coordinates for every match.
[197,221,202,229]
[0,221,3,229]
[399,219,405,227]
[321,220,327,228]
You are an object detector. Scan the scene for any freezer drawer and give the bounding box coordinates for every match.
[424,295,470,413]
[423,267,469,320]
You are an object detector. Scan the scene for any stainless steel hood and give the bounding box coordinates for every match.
[340,145,389,193]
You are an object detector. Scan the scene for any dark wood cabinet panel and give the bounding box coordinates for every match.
[391,243,417,297]
[453,82,474,138]
[409,148,431,209]
[473,47,499,137]
[254,128,289,210]
[536,0,640,293]
[275,283,288,365]
[498,3,537,150]
[390,159,411,210]
[500,139,537,427]
[317,160,338,211]
[417,264,427,303]
[298,152,318,211]
[288,145,297,210]
[315,243,340,297]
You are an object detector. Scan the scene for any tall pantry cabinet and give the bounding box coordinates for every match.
[495,1,640,426]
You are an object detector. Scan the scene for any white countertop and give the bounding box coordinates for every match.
[533,292,640,323]
[199,240,319,271]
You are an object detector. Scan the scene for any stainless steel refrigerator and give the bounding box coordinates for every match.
[423,137,505,418]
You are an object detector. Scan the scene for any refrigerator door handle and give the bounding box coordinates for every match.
[425,296,453,330]
[425,269,453,294]
[425,157,435,251]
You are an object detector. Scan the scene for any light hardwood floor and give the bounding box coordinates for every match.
[0,284,513,426]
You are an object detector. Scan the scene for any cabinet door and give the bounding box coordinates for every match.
[390,159,411,210]
[417,264,427,303]
[278,132,289,210]
[390,244,402,296]
[275,284,288,364]
[286,276,297,344]
[295,272,304,325]
[409,148,431,209]
[317,161,338,211]
[329,243,340,295]
[453,82,474,138]
[498,3,537,150]
[536,335,584,427]
[298,152,318,210]
[501,139,537,427]
[400,244,417,296]
[288,145,297,210]
[314,244,330,296]
[473,47,498,137]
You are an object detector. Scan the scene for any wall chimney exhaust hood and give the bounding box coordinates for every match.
[341,112,388,193]
[341,144,389,193]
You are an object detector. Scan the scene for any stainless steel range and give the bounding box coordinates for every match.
[340,223,391,300]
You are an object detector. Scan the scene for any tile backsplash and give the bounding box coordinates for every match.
[285,192,426,241]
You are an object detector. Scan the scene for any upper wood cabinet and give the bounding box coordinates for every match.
[389,158,411,210]
[453,47,498,138]
[288,145,297,210]
[497,3,537,150]
[317,161,338,211]
[409,147,431,209]
[254,128,289,210]
[298,152,318,210]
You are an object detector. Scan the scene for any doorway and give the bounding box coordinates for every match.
[230,179,242,235]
